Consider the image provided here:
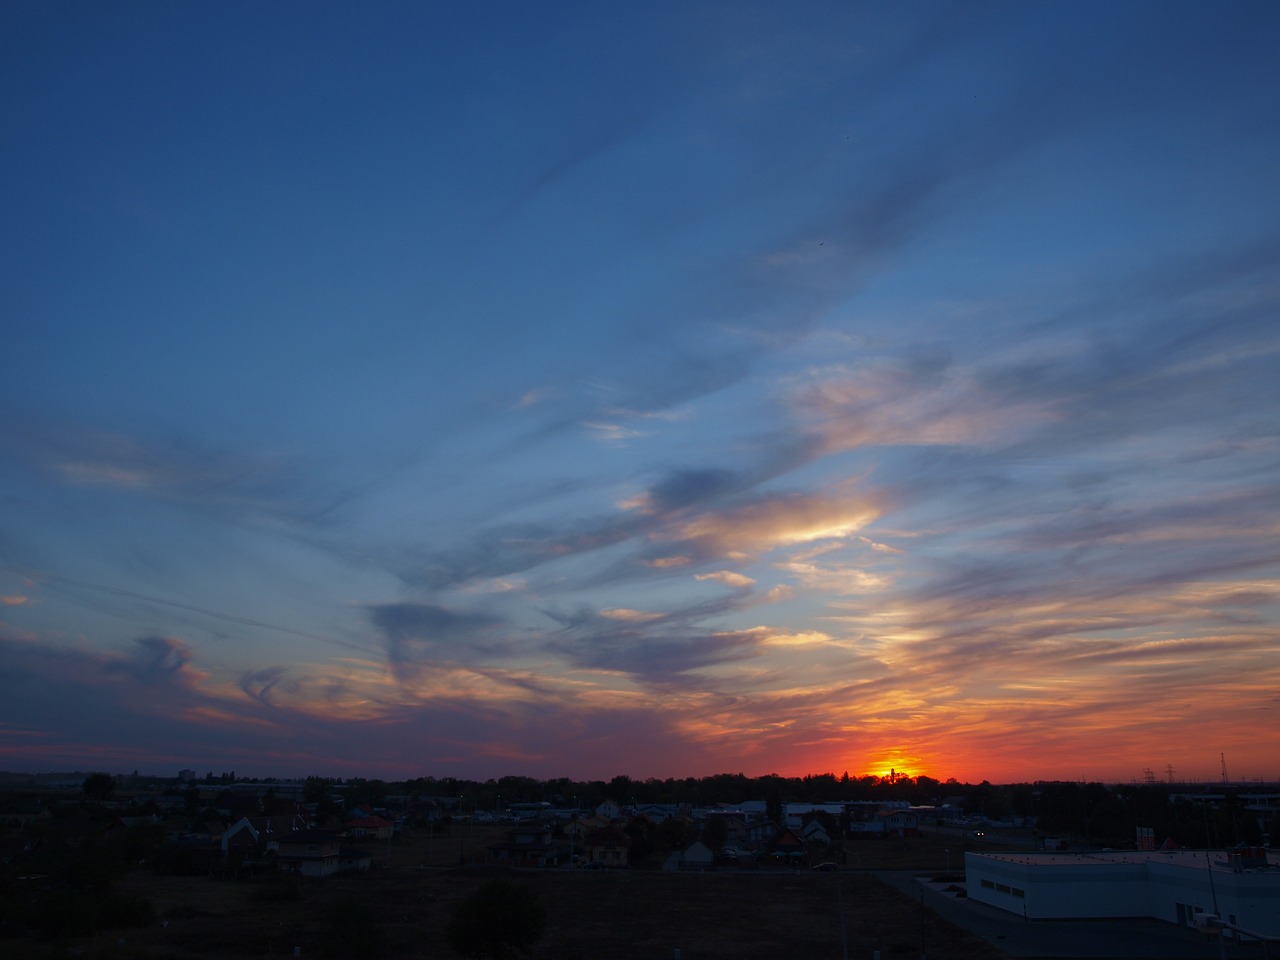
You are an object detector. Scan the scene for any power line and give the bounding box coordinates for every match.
[4,566,371,654]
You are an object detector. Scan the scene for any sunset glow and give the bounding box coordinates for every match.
[1,2,1278,785]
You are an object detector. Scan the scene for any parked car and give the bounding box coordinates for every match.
[812,861,838,872]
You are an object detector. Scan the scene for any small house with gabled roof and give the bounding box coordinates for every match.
[595,798,623,820]
[676,839,716,871]
[587,824,631,868]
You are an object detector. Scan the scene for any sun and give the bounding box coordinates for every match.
[860,749,929,783]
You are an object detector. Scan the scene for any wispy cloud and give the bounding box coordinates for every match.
[3,2,1277,783]
[695,570,756,589]
[1,416,297,515]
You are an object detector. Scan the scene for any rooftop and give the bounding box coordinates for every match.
[972,849,1275,872]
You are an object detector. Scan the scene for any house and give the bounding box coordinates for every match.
[842,801,893,832]
[744,818,779,847]
[801,818,833,846]
[488,822,560,868]
[634,803,681,823]
[507,801,552,820]
[782,802,843,830]
[345,815,394,841]
[563,816,596,843]
[877,809,919,837]
[766,827,805,863]
[275,830,371,878]
[676,839,716,871]
[587,825,630,868]
[595,799,622,820]
[719,816,748,847]
[221,814,307,856]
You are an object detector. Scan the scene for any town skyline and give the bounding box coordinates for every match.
[3,2,1278,787]
[5,758,1277,791]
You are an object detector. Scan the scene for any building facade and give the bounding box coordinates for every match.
[966,849,1279,939]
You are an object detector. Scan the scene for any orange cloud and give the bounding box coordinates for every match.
[761,584,794,603]
[674,492,882,556]
[759,630,832,647]
[695,570,756,588]
[600,607,664,622]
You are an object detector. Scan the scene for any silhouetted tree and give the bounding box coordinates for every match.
[303,776,331,803]
[625,815,654,863]
[654,816,694,852]
[82,772,115,802]
[700,816,729,851]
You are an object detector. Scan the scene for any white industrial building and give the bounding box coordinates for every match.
[966,848,1279,940]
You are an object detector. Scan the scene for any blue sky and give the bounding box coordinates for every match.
[2,0,1278,782]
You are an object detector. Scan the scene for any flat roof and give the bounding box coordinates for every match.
[970,850,1275,872]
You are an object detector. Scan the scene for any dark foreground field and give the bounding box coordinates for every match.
[6,825,1008,959]
[9,864,998,960]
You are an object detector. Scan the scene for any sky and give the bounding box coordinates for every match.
[2,1,1278,786]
